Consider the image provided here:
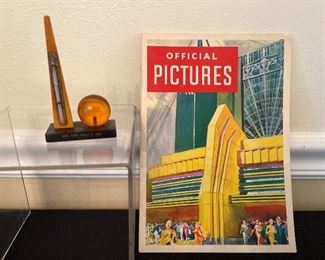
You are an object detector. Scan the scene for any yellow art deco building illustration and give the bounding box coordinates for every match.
[147,104,285,241]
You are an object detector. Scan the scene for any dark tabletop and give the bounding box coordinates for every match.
[5,210,325,260]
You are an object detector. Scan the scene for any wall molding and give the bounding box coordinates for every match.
[291,132,325,179]
[0,132,324,180]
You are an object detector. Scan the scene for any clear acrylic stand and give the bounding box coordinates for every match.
[0,108,30,259]
[0,104,136,259]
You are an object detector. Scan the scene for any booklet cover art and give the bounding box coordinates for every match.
[140,34,296,252]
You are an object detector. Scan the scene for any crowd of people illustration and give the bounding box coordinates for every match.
[146,216,288,245]
[240,217,288,245]
[146,220,209,245]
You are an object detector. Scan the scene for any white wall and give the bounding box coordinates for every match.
[0,0,324,131]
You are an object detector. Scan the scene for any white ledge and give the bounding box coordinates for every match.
[291,132,325,152]
[0,132,324,180]
[291,132,325,179]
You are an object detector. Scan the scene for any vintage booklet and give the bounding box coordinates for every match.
[140,34,296,253]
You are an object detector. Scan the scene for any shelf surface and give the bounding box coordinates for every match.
[5,210,325,259]
[0,104,136,171]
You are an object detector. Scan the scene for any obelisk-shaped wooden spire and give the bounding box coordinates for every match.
[44,15,74,129]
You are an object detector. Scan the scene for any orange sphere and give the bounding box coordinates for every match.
[78,95,111,127]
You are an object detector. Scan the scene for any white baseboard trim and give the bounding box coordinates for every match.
[291,132,325,180]
[0,132,324,180]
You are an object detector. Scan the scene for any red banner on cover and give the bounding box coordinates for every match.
[147,46,238,93]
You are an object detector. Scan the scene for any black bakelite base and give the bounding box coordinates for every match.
[45,120,116,142]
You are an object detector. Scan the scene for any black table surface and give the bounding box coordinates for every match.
[5,210,325,260]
